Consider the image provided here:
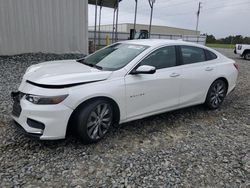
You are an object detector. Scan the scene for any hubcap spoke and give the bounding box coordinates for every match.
[218,89,224,94]
[87,121,96,128]
[210,95,216,100]
[89,123,98,137]
[92,126,99,139]
[217,84,223,92]
[218,98,222,103]
[102,116,111,122]
[90,111,97,119]
[100,104,108,117]
[96,105,101,116]
[219,93,224,97]
[101,121,109,129]
[98,124,103,137]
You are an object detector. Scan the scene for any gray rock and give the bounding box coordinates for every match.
[0,50,250,187]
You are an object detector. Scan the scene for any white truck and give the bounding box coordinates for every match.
[234,44,250,60]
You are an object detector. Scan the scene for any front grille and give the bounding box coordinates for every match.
[12,101,22,117]
[11,92,24,117]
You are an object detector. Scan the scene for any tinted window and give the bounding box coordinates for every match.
[205,49,217,61]
[180,46,206,64]
[140,46,177,69]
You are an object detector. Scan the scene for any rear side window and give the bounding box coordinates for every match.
[180,46,206,64]
[205,49,217,61]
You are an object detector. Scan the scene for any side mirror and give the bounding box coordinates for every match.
[131,65,156,75]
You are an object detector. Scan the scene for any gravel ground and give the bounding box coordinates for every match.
[0,50,249,187]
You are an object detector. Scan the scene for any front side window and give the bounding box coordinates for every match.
[81,43,148,71]
[180,46,206,64]
[140,46,177,69]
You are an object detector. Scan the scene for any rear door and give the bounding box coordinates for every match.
[178,45,218,106]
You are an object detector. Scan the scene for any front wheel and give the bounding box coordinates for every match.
[205,79,227,109]
[75,100,113,144]
[244,52,250,60]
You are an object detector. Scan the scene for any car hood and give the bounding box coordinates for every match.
[23,60,112,86]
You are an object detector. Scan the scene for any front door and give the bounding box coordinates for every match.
[125,46,182,120]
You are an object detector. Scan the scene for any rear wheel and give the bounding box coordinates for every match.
[244,52,250,60]
[75,100,113,144]
[205,79,227,109]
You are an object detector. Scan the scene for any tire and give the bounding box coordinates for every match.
[205,79,227,109]
[75,99,113,144]
[244,52,250,60]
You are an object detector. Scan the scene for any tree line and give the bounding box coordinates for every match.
[205,34,250,44]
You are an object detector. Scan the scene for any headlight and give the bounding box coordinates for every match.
[25,94,68,105]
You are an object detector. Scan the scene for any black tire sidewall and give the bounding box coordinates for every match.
[244,53,250,60]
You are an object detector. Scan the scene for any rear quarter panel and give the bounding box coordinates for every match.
[214,58,238,94]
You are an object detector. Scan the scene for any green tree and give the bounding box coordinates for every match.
[206,34,250,44]
[206,34,216,43]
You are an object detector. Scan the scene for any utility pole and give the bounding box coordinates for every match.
[94,0,98,51]
[115,0,119,42]
[133,0,138,32]
[148,0,156,38]
[98,1,103,48]
[196,2,202,35]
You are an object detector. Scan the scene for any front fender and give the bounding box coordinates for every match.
[63,78,126,122]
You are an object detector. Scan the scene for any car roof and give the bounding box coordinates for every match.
[120,39,204,48]
[119,39,224,58]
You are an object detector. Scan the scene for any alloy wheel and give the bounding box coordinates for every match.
[209,81,226,108]
[86,103,112,140]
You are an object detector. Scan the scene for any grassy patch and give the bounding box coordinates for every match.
[206,43,235,49]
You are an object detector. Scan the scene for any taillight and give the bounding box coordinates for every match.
[234,63,239,70]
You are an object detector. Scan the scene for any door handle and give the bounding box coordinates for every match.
[170,73,180,77]
[205,67,214,71]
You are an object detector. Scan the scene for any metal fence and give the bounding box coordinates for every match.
[88,31,207,50]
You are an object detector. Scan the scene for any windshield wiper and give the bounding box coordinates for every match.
[91,64,103,70]
[77,59,103,70]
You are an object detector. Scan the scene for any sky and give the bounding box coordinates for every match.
[88,0,250,39]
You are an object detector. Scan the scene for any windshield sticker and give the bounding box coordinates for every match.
[128,45,145,50]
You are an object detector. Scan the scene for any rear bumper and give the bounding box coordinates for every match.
[11,94,73,140]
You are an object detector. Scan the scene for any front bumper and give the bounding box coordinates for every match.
[12,120,42,139]
[11,92,73,140]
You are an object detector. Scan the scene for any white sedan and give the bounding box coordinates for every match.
[11,40,238,143]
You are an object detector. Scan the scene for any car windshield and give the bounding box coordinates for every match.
[79,43,148,71]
